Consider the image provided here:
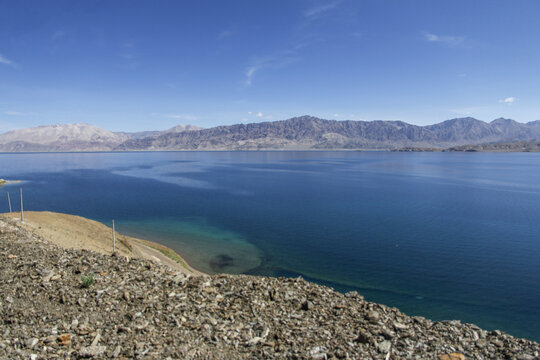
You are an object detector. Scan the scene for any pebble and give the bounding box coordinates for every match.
[367,310,380,323]
[376,340,392,353]
[79,345,107,358]
[25,338,38,349]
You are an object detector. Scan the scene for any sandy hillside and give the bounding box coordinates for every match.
[0,211,201,275]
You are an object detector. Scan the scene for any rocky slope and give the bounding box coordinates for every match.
[116,116,540,151]
[117,125,203,141]
[0,123,201,152]
[0,124,129,152]
[1,216,539,359]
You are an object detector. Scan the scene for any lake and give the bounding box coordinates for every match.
[1,151,540,340]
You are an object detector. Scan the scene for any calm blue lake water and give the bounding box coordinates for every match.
[1,151,540,340]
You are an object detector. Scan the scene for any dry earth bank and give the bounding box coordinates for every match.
[1,211,199,276]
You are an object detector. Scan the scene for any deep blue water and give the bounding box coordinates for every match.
[1,151,540,340]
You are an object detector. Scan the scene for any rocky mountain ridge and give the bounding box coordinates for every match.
[117,116,540,151]
[0,123,201,152]
[1,214,539,359]
[0,124,128,152]
[2,116,540,152]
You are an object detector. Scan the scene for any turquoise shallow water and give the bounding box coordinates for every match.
[1,151,540,340]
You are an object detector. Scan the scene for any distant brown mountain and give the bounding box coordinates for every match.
[0,123,129,152]
[2,116,540,152]
[116,116,540,151]
[0,123,201,152]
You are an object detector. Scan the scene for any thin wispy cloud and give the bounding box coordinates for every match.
[304,1,339,18]
[244,51,300,87]
[4,111,24,116]
[499,97,516,104]
[245,65,260,87]
[3,111,37,116]
[424,33,465,46]
[163,113,199,121]
[119,42,138,69]
[218,30,233,40]
[242,2,337,87]
[51,30,65,41]
[0,54,16,67]
[245,111,271,120]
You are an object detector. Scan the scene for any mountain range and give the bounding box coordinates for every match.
[0,123,202,152]
[1,116,539,152]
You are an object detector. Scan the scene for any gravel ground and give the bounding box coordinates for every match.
[1,216,539,359]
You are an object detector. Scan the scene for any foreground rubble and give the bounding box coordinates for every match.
[1,216,539,359]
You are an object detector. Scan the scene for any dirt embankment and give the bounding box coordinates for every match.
[0,211,200,276]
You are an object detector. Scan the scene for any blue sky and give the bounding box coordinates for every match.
[0,0,539,132]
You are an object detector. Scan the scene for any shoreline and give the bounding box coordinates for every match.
[0,179,21,187]
[0,211,203,276]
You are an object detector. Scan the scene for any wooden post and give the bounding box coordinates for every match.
[20,187,23,223]
[7,192,12,213]
[112,220,116,253]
